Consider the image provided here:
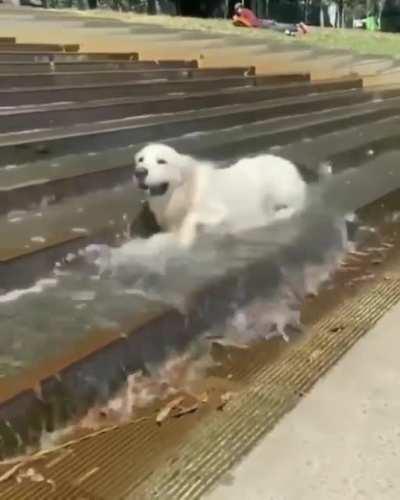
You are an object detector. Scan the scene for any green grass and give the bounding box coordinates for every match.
[66,9,400,58]
[300,29,400,58]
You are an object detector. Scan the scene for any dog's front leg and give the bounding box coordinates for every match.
[178,212,199,249]
[178,204,228,249]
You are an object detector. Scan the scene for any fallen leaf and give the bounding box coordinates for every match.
[349,250,369,257]
[173,403,199,418]
[0,462,25,483]
[212,339,249,350]
[351,273,375,283]
[329,325,345,333]
[198,392,209,404]
[217,391,236,411]
[309,349,322,362]
[46,478,57,491]
[339,265,359,271]
[73,467,99,486]
[17,467,45,483]
[156,396,184,425]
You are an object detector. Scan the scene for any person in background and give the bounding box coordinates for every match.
[232,2,310,36]
[366,1,380,30]
[328,0,339,27]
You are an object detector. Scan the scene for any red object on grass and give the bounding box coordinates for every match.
[234,8,262,27]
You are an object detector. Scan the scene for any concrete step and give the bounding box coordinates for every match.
[0,73,296,107]
[0,59,199,73]
[0,77,362,165]
[0,51,139,62]
[0,86,376,212]
[365,65,400,87]
[0,66,256,88]
[0,75,318,134]
[0,43,79,52]
[2,89,400,289]
[1,90,400,218]
[0,37,15,44]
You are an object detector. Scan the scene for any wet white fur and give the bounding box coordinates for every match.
[134,143,307,248]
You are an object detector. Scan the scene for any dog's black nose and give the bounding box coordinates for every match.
[135,167,148,179]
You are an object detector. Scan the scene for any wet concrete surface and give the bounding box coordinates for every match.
[0,183,142,263]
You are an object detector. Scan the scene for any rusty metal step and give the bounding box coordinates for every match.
[0,43,79,52]
[0,78,363,165]
[277,114,400,171]
[0,59,198,74]
[0,66,259,88]
[0,51,139,62]
[0,87,397,216]
[0,78,363,136]
[1,102,400,287]
[0,183,143,289]
[0,73,316,107]
[0,37,15,45]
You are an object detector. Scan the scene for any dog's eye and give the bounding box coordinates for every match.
[138,157,144,163]
[157,159,167,165]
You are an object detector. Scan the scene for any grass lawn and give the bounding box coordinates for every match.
[67,9,400,58]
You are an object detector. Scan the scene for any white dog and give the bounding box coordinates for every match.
[133,143,307,248]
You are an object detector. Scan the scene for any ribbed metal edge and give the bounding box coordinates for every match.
[142,277,400,500]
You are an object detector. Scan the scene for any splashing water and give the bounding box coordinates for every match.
[0,176,361,449]
[78,351,213,430]
[0,187,355,380]
[64,204,353,431]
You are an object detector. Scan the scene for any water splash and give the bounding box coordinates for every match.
[0,177,361,451]
[79,351,213,430]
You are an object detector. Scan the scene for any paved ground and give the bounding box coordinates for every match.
[205,299,400,500]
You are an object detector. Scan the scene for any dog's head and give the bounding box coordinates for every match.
[133,143,190,197]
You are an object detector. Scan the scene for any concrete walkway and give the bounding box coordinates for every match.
[205,300,400,500]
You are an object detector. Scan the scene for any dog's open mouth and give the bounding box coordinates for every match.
[138,182,169,197]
